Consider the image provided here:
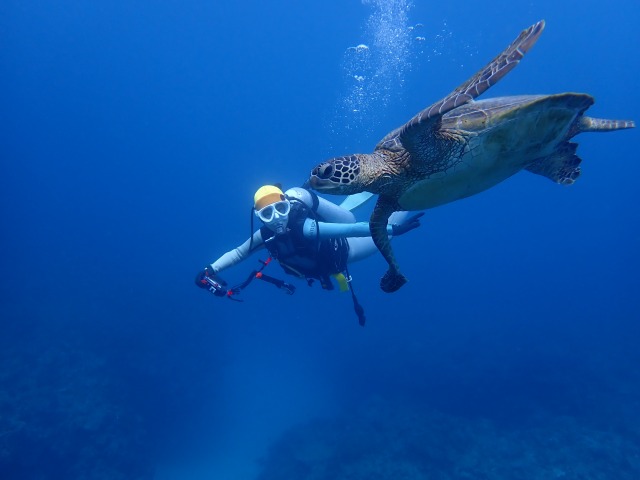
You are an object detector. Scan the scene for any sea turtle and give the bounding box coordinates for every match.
[307,20,635,293]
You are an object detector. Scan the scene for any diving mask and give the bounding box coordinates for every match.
[256,199,291,233]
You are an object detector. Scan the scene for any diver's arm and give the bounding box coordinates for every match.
[209,230,265,274]
[302,219,393,239]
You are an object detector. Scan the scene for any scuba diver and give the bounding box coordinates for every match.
[195,185,423,325]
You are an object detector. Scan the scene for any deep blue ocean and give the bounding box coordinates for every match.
[2,1,639,478]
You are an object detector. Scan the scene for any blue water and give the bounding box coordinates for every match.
[2,1,639,478]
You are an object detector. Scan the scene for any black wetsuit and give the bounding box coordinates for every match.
[260,200,349,290]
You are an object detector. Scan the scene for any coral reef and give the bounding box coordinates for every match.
[0,289,225,479]
[256,396,640,480]
[0,334,153,480]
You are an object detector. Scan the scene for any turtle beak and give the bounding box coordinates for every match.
[308,161,337,191]
[307,175,330,191]
[308,176,319,189]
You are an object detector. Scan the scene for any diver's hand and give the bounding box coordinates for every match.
[391,212,424,236]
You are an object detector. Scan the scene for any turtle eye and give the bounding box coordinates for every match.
[313,163,334,180]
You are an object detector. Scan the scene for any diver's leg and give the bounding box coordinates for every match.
[388,211,409,226]
[286,187,356,223]
[346,237,378,263]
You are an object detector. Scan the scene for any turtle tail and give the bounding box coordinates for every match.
[577,116,635,133]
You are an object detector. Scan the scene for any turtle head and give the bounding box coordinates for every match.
[308,155,364,195]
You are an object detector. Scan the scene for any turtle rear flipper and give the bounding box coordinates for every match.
[525,143,581,185]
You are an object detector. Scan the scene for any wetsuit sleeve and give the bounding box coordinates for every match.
[209,230,265,274]
[302,219,392,239]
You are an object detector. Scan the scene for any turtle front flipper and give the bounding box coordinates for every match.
[391,20,545,157]
[425,20,544,119]
[371,196,406,293]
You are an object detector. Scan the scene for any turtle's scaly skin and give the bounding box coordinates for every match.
[308,20,635,293]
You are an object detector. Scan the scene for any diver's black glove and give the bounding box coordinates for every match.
[195,267,227,296]
[391,212,424,236]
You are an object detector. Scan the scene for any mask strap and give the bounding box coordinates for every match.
[249,207,256,252]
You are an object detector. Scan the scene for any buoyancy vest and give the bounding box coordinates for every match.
[260,200,349,290]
